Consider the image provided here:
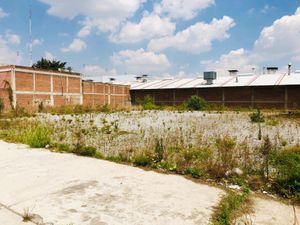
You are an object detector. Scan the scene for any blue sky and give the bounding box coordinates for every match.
[0,0,300,81]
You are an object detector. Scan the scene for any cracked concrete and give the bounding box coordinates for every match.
[0,141,224,225]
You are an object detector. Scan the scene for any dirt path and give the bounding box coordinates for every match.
[0,141,224,225]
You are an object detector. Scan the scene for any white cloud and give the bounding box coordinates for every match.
[260,4,275,14]
[38,0,146,33]
[0,8,8,19]
[5,31,21,45]
[111,48,170,74]
[32,38,44,46]
[0,37,21,65]
[201,48,257,76]
[111,12,175,43]
[77,22,93,38]
[82,65,117,77]
[155,0,214,20]
[44,51,55,61]
[253,7,300,63]
[148,16,235,53]
[61,38,87,53]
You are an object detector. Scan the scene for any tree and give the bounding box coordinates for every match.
[32,58,71,71]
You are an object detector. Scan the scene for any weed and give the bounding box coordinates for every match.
[211,190,250,225]
[133,151,153,167]
[154,138,164,162]
[54,143,72,152]
[260,136,273,180]
[270,145,300,203]
[158,160,177,171]
[105,155,123,163]
[212,136,237,178]
[22,124,51,148]
[185,167,204,178]
[250,109,265,123]
[0,98,4,114]
[266,118,280,126]
[137,95,157,110]
[72,146,97,157]
[22,208,34,222]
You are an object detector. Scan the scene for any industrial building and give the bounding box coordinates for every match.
[130,67,300,109]
[0,65,130,110]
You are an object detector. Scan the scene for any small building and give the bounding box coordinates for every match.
[0,65,130,110]
[130,69,300,109]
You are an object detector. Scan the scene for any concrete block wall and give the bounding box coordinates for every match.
[0,65,130,110]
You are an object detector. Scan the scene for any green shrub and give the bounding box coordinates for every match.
[154,138,164,162]
[54,143,71,152]
[185,167,204,178]
[212,136,237,178]
[137,95,157,110]
[250,109,265,123]
[72,146,97,157]
[133,152,152,167]
[38,101,44,112]
[271,145,300,202]
[158,160,177,171]
[22,124,51,148]
[212,191,248,225]
[186,95,207,110]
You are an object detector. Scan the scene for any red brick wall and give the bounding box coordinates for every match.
[16,94,34,107]
[68,77,81,93]
[16,72,33,91]
[288,86,300,108]
[35,74,51,92]
[82,81,129,106]
[53,76,67,93]
[0,71,11,88]
[131,86,300,109]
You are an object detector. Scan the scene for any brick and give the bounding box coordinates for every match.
[35,74,51,92]
[16,72,33,91]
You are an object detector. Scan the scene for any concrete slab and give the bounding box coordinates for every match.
[0,141,224,225]
[250,197,300,225]
[0,205,34,225]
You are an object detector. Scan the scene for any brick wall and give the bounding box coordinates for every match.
[82,81,129,107]
[131,85,300,109]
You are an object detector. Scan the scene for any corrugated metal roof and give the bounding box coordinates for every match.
[130,73,300,90]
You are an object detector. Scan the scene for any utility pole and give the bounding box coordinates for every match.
[29,4,33,66]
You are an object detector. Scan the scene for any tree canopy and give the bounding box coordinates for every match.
[32,58,72,72]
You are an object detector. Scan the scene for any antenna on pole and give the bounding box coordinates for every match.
[29,4,33,66]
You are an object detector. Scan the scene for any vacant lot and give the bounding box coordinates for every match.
[0,110,299,224]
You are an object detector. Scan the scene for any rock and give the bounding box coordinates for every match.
[232,167,243,176]
[228,184,241,190]
[225,170,231,177]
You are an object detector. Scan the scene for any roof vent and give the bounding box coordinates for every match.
[109,78,116,83]
[288,63,292,75]
[266,67,278,74]
[228,69,239,76]
[203,71,217,85]
[141,74,148,83]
